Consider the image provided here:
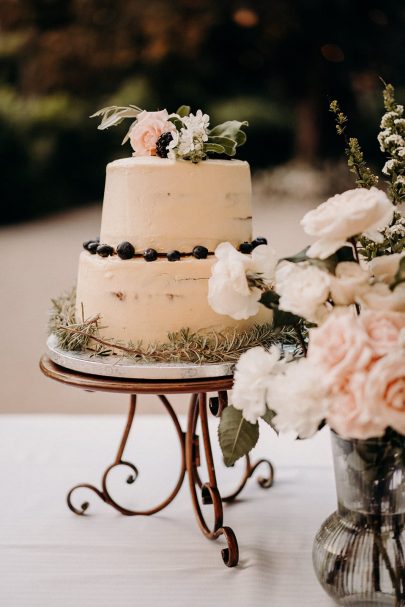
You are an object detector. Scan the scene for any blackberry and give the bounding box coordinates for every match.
[87,241,100,254]
[193,245,209,259]
[83,238,99,251]
[239,241,253,254]
[251,237,268,249]
[156,132,174,158]
[167,250,181,262]
[144,248,158,262]
[117,241,135,260]
[96,244,114,257]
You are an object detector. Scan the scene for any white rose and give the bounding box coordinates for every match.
[232,346,283,424]
[370,253,405,284]
[269,358,327,438]
[276,262,331,323]
[330,262,370,305]
[301,187,394,259]
[208,242,277,320]
[356,282,405,312]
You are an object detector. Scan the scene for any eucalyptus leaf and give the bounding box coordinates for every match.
[281,247,310,264]
[90,105,142,130]
[207,135,237,156]
[218,406,259,467]
[208,120,248,147]
[168,115,184,131]
[176,105,191,118]
[204,142,226,154]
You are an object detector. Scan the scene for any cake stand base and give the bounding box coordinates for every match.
[39,355,274,568]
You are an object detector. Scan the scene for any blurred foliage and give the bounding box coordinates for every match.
[1,0,405,222]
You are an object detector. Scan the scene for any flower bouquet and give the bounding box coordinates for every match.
[207,83,405,605]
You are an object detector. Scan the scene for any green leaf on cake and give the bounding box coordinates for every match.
[218,405,259,467]
[209,120,248,146]
[176,105,191,118]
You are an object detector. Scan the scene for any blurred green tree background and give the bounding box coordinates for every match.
[1,0,405,223]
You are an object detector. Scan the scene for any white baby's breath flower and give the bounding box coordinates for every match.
[232,346,284,424]
[382,159,398,175]
[269,358,328,438]
[394,118,405,129]
[276,261,331,324]
[384,134,405,147]
[301,187,394,259]
[397,147,405,158]
[378,128,391,152]
[208,242,277,320]
[396,105,404,115]
[395,175,405,185]
[380,112,397,129]
[386,223,405,238]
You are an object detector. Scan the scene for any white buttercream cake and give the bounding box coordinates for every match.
[75,156,271,344]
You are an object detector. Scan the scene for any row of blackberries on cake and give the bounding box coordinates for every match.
[83,238,267,262]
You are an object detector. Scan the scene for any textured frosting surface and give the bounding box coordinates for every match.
[76,252,271,344]
[99,157,252,252]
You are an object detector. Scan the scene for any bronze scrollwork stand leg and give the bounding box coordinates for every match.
[66,390,274,568]
[67,394,186,516]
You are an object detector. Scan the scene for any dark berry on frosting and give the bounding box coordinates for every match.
[83,238,99,251]
[239,241,253,254]
[156,132,174,158]
[144,248,158,262]
[251,237,268,249]
[96,244,114,257]
[117,241,135,260]
[87,241,100,254]
[167,250,181,261]
[193,245,209,259]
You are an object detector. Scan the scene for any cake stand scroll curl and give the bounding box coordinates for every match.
[40,354,274,568]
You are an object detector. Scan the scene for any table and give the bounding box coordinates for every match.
[0,408,337,605]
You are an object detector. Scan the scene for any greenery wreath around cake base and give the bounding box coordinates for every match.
[49,289,300,365]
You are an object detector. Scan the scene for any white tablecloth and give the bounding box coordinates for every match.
[0,414,336,606]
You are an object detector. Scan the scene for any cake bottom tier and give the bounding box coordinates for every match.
[76,251,272,344]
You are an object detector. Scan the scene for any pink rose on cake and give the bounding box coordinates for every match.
[129,110,176,157]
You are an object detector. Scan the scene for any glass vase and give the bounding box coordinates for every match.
[313,430,405,606]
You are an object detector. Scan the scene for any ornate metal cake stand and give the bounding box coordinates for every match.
[39,354,274,568]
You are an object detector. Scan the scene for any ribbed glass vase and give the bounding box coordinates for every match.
[313,430,405,606]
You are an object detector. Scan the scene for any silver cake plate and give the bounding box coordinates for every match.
[46,334,234,380]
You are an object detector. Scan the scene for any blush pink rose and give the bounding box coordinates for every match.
[360,310,405,357]
[364,353,405,435]
[307,311,373,390]
[327,371,386,439]
[129,110,176,157]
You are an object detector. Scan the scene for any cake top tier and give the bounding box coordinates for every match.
[99,156,252,253]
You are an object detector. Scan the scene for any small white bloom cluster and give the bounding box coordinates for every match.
[384,216,405,239]
[382,158,399,175]
[168,110,210,161]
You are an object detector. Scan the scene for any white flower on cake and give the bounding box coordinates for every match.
[275,261,331,324]
[169,110,210,161]
[301,187,394,259]
[232,346,284,424]
[208,242,277,320]
[128,110,176,157]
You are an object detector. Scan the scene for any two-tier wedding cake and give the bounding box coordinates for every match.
[73,105,271,348]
